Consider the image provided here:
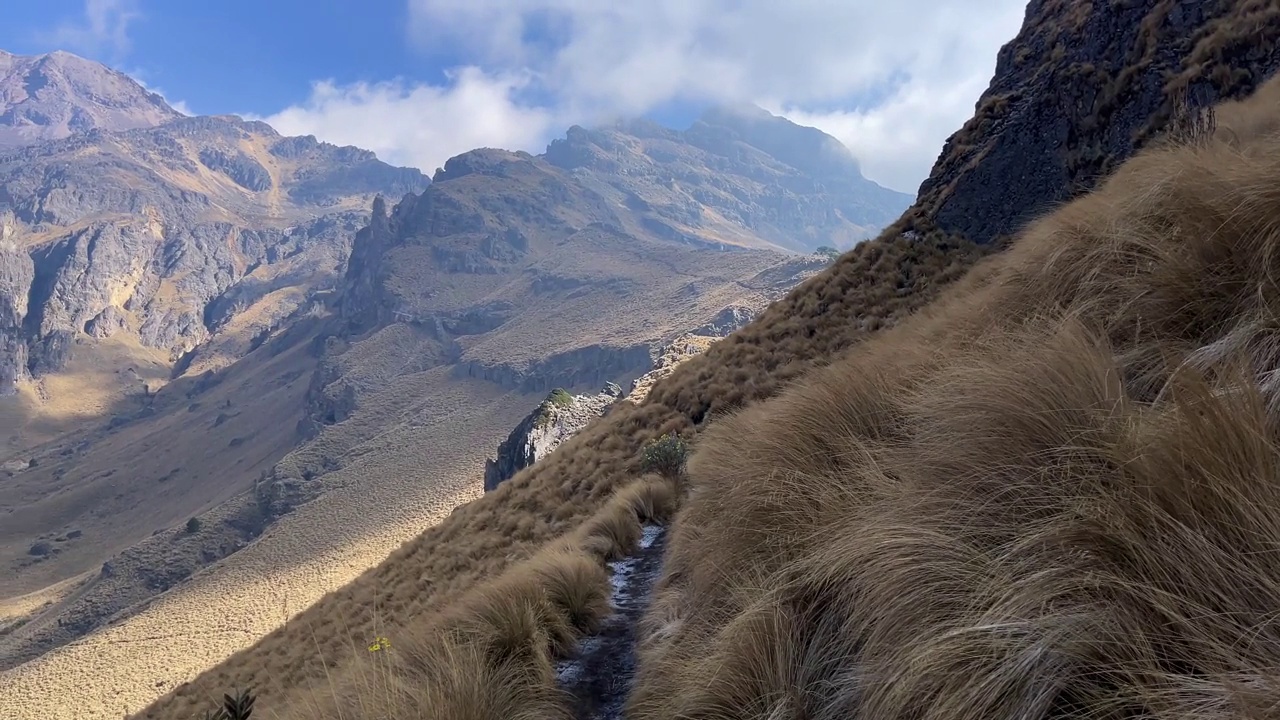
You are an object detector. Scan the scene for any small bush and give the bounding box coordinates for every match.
[185,517,202,534]
[202,688,255,720]
[548,388,574,407]
[641,433,689,482]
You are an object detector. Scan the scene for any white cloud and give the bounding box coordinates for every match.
[269,0,1029,194]
[258,68,557,175]
[40,0,140,60]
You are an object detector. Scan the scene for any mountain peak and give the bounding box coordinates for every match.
[694,102,864,179]
[0,48,183,148]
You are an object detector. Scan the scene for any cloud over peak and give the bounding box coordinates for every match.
[265,0,1028,194]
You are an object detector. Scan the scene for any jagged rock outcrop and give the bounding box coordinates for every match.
[692,305,755,337]
[912,0,1280,244]
[339,196,392,333]
[624,333,723,403]
[484,321,759,492]
[484,383,624,491]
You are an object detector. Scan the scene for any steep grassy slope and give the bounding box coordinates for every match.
[124,1,1280,717]
[632,73,1280,720]
[0,109,842,720]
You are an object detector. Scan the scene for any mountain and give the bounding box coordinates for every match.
[111,1,1280,719]
[0,51,856,717]
[543,107,912,253]
[0,113,428,397]
[0,50,185,147]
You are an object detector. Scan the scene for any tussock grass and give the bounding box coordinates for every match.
[137,5,1280,716]
[269,474,679,720]
[629,73,1280,719]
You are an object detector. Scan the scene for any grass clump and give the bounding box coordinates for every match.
[200,688,255,720]
[264,474,678,720]
[628,71,1280,720]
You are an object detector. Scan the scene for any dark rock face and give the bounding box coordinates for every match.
[84,305,124,338]
[484,385,621,491]
[340,196,393,332]
[197,148,273,191]
[914,0,1280,245]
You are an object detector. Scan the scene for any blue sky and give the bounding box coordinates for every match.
[0,0,1029,194]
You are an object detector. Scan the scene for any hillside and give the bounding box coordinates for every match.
[0,77,431,626]
[0,51,881,716]
[105,0,1280,718]
[634,69,1280,720]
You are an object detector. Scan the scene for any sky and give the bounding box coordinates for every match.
[1,0,1029,195]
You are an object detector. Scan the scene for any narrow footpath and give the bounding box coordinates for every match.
[556,525,667,720]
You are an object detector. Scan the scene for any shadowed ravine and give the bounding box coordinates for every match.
[557,525,667,720]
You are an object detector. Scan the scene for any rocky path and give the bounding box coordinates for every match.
[557,524,667,720]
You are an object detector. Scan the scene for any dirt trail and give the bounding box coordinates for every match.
[557,524,666,720]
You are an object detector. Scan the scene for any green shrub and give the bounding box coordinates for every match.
[185,517,202,534]
[641,433,689,482]
[548,388,574,407]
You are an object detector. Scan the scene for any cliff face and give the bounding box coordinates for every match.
[0,109,428,394]
[484,384,625,491]
[913,0,1280,244]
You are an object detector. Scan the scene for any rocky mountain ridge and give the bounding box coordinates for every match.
[0,110,429,398]
[0,49,183,148]
[543,106,911,254]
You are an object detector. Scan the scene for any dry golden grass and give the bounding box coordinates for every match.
[0,325,313,603]
[268,474,678,720]
[126,5,1280,716]
[130,114,994,720]
[0,365,530,720]
[629,72,1280,719]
